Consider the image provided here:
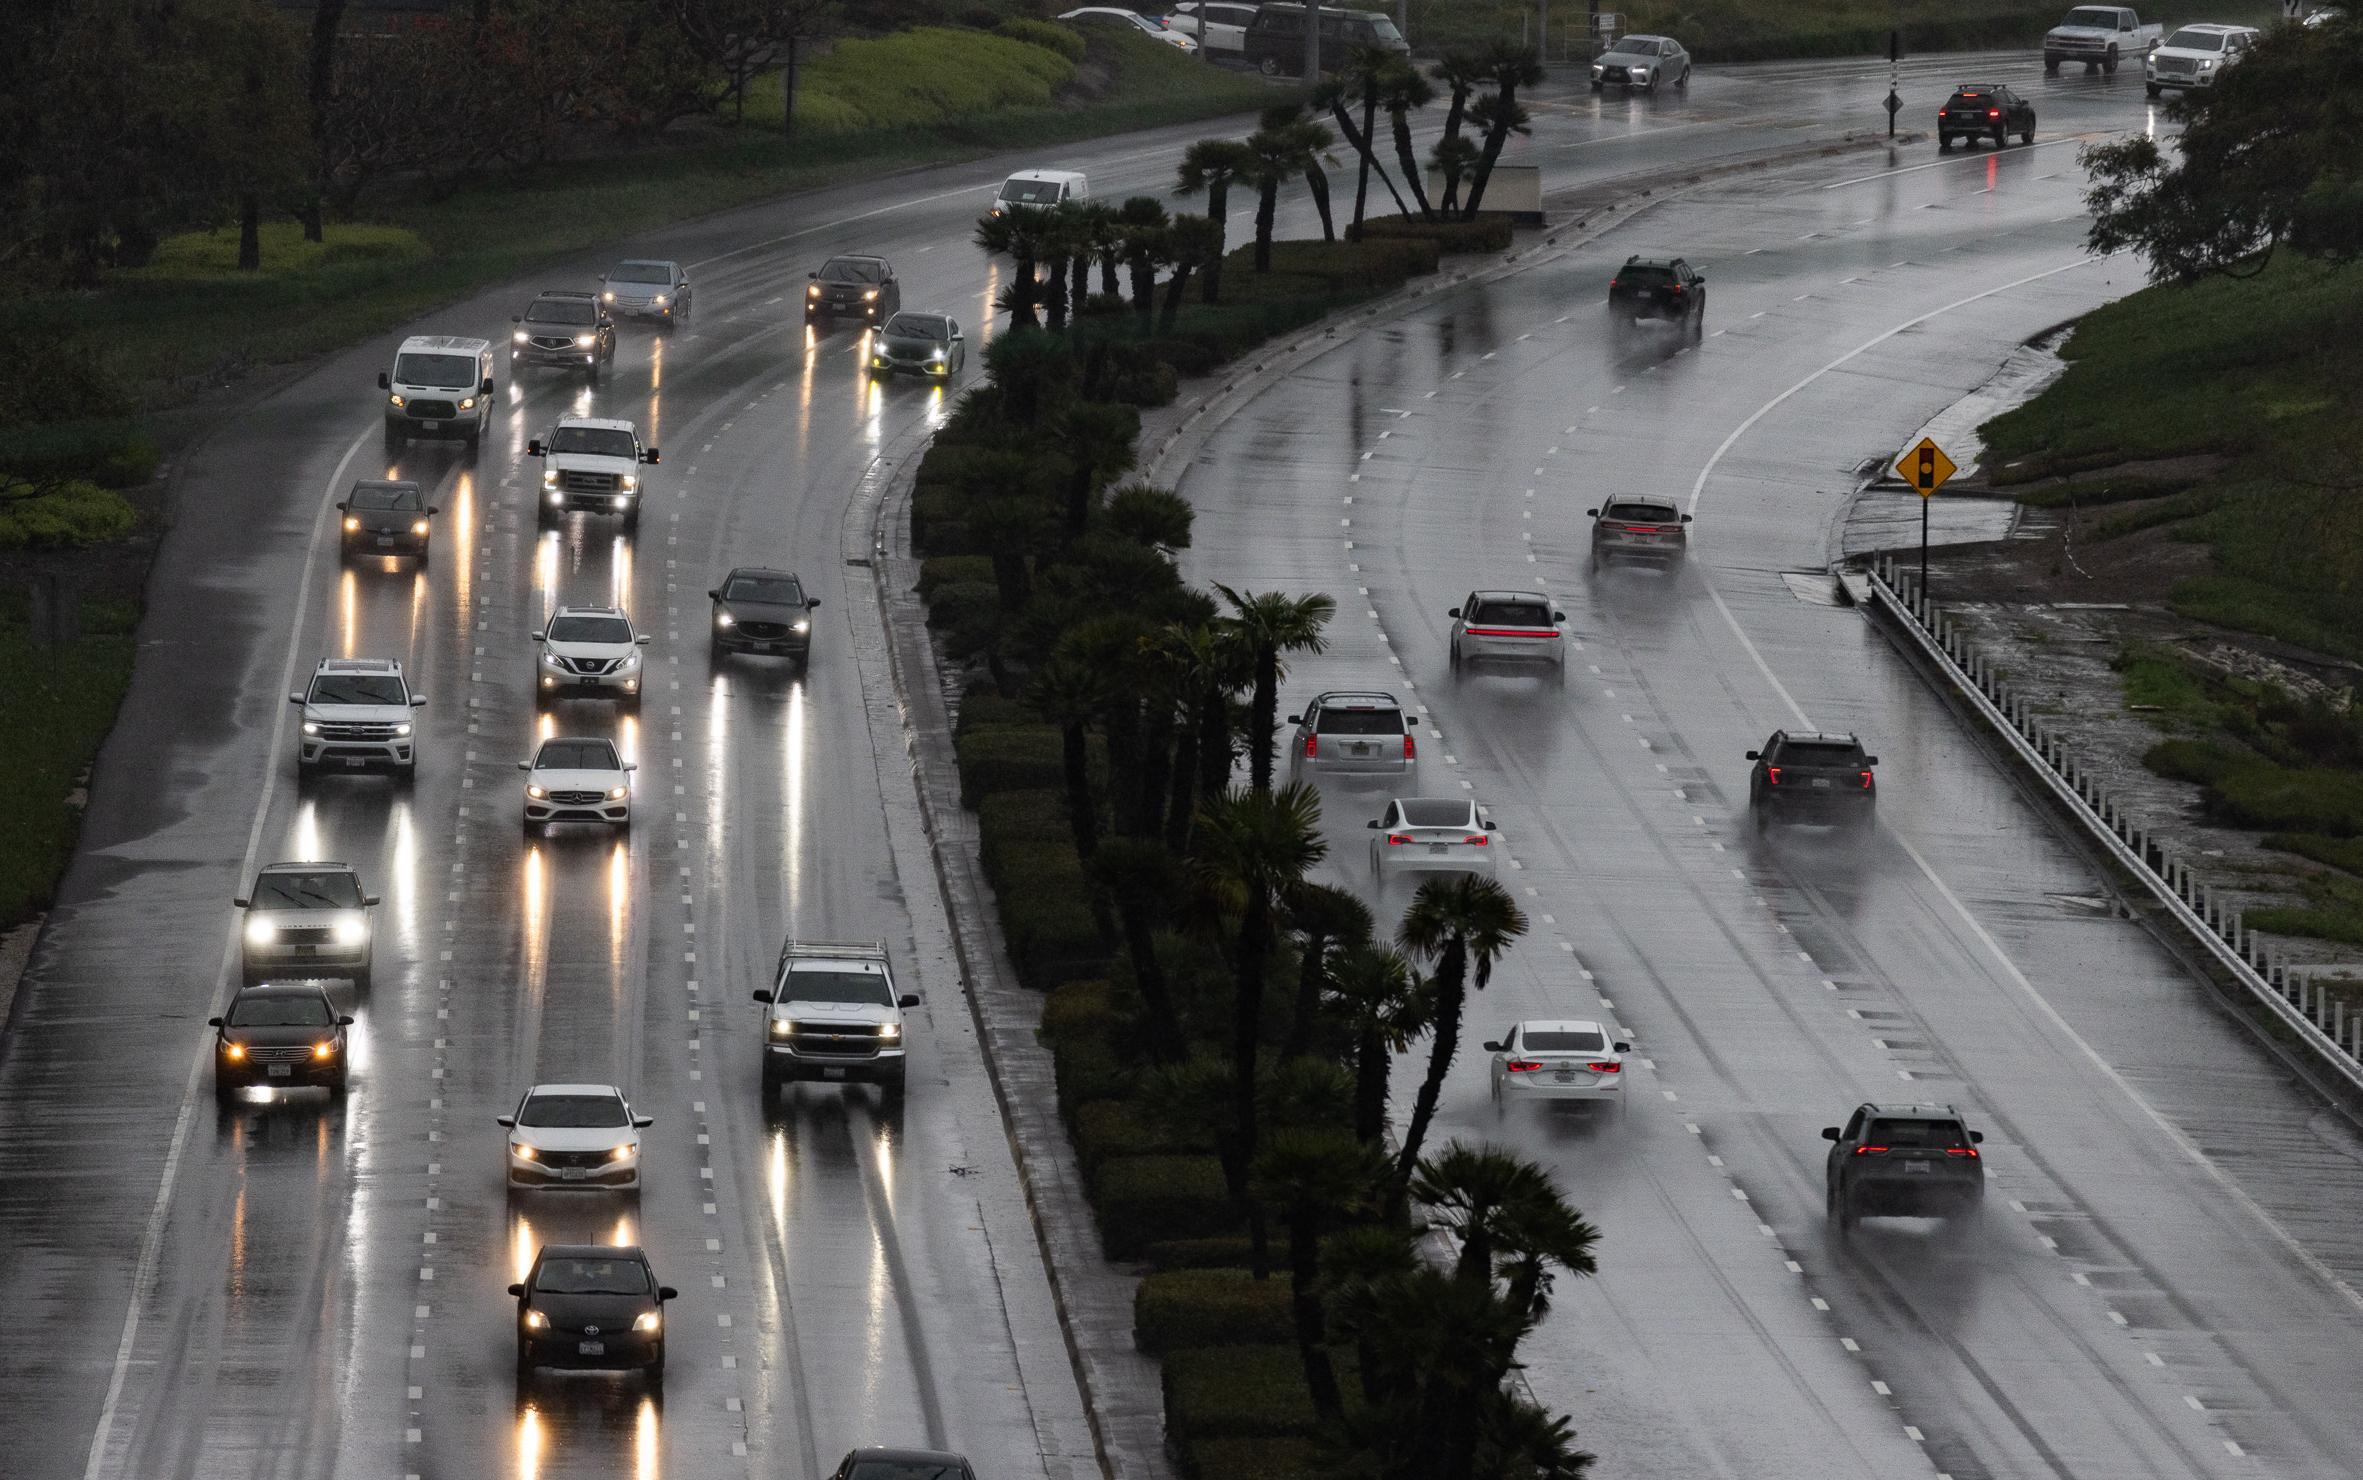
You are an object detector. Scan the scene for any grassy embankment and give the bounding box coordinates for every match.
[0,596,137,933]
[1982,257,2363,948]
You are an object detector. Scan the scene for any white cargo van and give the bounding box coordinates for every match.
[990,169,1089,216]
[379,335,495,450]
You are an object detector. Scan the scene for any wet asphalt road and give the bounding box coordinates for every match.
[1172,57,2363,1480]
[6,47,2353,1480]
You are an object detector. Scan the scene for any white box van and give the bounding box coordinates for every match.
[990,169,1089,216]
[379,335,495,450]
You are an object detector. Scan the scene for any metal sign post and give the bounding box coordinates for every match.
[1896,437,1959,596]
[1886,29,1902,137]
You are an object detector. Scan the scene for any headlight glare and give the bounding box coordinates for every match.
[607,786,628,800]
[791,619,809,634]
[524,1308,549,1327]
[770,1017,793,1037]
[334,914,367,945]
[302,721,321,735]
[246,917,278,945]
[526,784,547,799]
[513,1143,538,1161]
[392,722,412,737]
[574,334,594,347]
[312,1040,336,1059]
[633,1312,661,1332]
[224,1041,245,1060]
[715,611,734,628]
[411,520,430,536]
[343,516,360,533]
[387,393,406,407]
[513,331,529,343]
[609,1143,636,1161]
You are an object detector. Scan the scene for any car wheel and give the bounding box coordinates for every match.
[328,1072,348,1098]
[761,1059,783,1095]
[1752,802,1768,833]
[396,764,416,788]
[880,1069,907,1107]
[353,962,372,991]
[2145,82,2160,97]
[2044,56,2060,74]
[1995,128,2008,148]
[214,1081,236,1106]
[1827,1183,1852,1235]
[1680,64,1691,85]
[708,638,726,664]
[2021,127,2035,144]
[1449,642,1462,677]
[1258,55,1280,75]
[2103,48,2118,74]
[1589,79,1602,92]
[514,1353,534,1387]
[1489,1074,1504,1116]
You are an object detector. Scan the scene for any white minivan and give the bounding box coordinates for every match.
[990,169,1089,216]
[379,335,495,450]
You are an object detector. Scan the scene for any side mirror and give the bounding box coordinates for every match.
[428,506,441,515]
[1745,749,1761,760]
[511,315,523,324]
[1482,821,1495,831]
[752,989,774,1004]
[1584,507,1599,517]
[897,993,921,1009]
[233,897,251,908]
[334,501,349,512]
[1480,1040,1504,1053]
[1694,273,1707,284]
[1612,1040,1631,1053]
[806,597,820,609]
[207,1016,225,1028]
[481,377,496,395]
[526,439,546,457]
[338,1014,355,1026]
[633,1115,655,1128]
[288,693,305,705]
[623,762,638,772]
[707,589,721,600]
[517,761,531,771]
[1681,513,1695,523]
[952,333,964,342]
[495,1115,515,1127]
[1865,756,1879,766]
[657,1286,679,1302]
[1820,1127,1841,1142]
[1286,714,1302,725]
[636,635,652,645]
[642,448,660,465]
[1970,1130,1985,1144]
[410,695,427,707]
[376,371,390,390]
[507,1283,525,1297]
[531,632,547,642]
[363,894,381,907]
[807,270,818,279]
[1447,607,1461,619]
[1553,610,1567,622]
[1365,819,1380,829]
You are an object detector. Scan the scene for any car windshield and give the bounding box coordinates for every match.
[228,994,335,1027]
[348,484,422,512]
[2163,28,2225,49]
[528,298,597,325]
[536,739,620,771]
[1866,1118,1971,1149]
[548,426,638,458]
[2062,7,2121,25]
[1473,600,1552,626]
[1000,178,1066,205]
[519,1093,628,1128]
[534,1258,650,1295]
[1778,740,1864,764]
[819,258,889,283]
[850,1464,966,1480]
[1400,799,1473,828]
[252,871,364,908]
[1604,502,1678,523]
[1524,1029,1605,1052]
[885,314,950,342]
[781,968,896,1006]
[724,574,804,605]
[308,674,407,706]
[609,261,673,283]
[1317,708,1403,735]
[394,352,478,389]
[1608,38,1656,55]
[549,614,633,644]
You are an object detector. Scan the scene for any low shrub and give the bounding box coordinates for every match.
[1142,1235,1256,1271]
[1095,1153,1237,1258]
[1002,880,1107,988]
[2143,738,2363,837]
[917,554,994,597]
[996,15,1088,61]
[1161,1342,1321,1442]
[1183,1437,1325,1480]
[0,420,158,489]
[955,686,1035,735]
[1042,979,1118,1046]
[956,723,1064,805]
[0,477,140,549]
[791,27,1076,137]
[1141,338,1221,377]
[2143,737,2242,786]
[1356,213,1515,254]
[1135,1268,1296,1354]
[980,787,1073,854]
[923,580,1002,660]
[911,486,976,555]
[1052,1033,1133,1120]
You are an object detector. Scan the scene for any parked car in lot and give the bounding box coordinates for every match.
[338,479,435,563]
[211,982,353,1102]
[1286,691,1419,780]
[2145,23,2259,95]
[499,1083,653,1191]
[599,258,691,326]
[1368,796,1497,883]
[1823,1102,1986,1233]
[1059,6,1199,51]
[1484,1020,1631,1114]
[1608,255,1706,331]
[236,861,377,987]
[1165,1,1257,55]
[511,1245,675,1390]
[1590,33,1691,90]
[520,736,634,834]
[805,255,902,325]
[1938,83,2036,148]
[1447,590,1567,676]
[1746,729,1877,831]
[2043,4,2161,74]
[1588,497,1692,569]
[1242,5,1407,76]
[509,290,614,378]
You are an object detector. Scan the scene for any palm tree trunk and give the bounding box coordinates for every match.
[1133,703,1174,839]
[1199,689,1235,807]
[1161,262,1194,331]
[1100,252,1121,297]
[1248,646,1279,793]
[237,194,260,271]
[1392,941,1467,1209]
[1282,927,1330,1061]
[1254,179,1280,272]
[1166,717,1200,852]
[1289,1214,1344,1423]
[1043,257,1069,329]
[1072,253,1090,312]
[1202,180,1230,303]
[1353,91,1378,234]
[1061,722,1099,862]
[1353,1028,1388,1144]
[1129,256,1155,329]
[1015,256,1041,330]
[1305,163,1335,243]
[1390,109,1435,217]
[1463,86,1520,220]
[1116,894,1185,1059]
[1234,881,1273,1275]
[781,35,801,142]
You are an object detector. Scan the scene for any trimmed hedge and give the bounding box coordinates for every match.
[1136,1267,1297,1354]
[1095,1153,1237,1258]
[1162,1343,1323,1443]
[1072,1093,1218,1181]
[1042,979,1118,1046]
[1356,213,1516,254]
[917,554,994,597]
[983,837,1106,988]
[911,485,976,555]
[1143,1235,1257,1271]
[955,685,1035,736]
[956,724,1065,805]
[923,580,1002,660]
[1183,1437,1324,1480]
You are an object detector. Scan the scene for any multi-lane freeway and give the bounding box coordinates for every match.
[3,41,2361,1480]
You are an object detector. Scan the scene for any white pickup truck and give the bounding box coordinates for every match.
[2044,5,2162,74]
[752,939,922,1101]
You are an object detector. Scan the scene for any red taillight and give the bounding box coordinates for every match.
[1506,1059,1543,1073]
[1386,833,1414,846]
[1618,525,1663,534]
[1945,1146,1979,1158]
[1853,1145,1887,1155]
[1670,283,1685,294]
[1987,108,2001,118]
[1609,277,1619,289]
[1304,733,1318,758]
[1464,834,1489,846]
[1403,734,1416,760]
[1586,1060,1622,1073]
[1765,766,1782,785]
[1860,770,1875,789]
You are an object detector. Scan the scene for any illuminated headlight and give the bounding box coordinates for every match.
[246,917,279,945]
[541,675,557,688]
[512,1142,539,1161]
[548,491,566,507]
[458,396,476,411]
[806,285,821,298]
[791,619,809,634]
[652,295,667,306]
[392,722,412,737]
[312,1040,337,1060]
[929,348,946,361]
[632,1312,661,1333]
[513,331,529,344]
[603,291,615,302]
[524,1308,549,1328]
[526,783,548,799]
[343,516,360,533]
[574,333,594,347]
[541,469,560,486]
[879,1022,902,1042]
[223,1042,245,1060]
[873,355,890,367]
[714,611,734,628]
[609,1143,636,1162]
[606,785,628,801]
[410,520,430,536]
[302,721,321,735]
[770,1017,794,1037]
[1592,65,1604,75]
[619,474,637,490]
[387,393,406,408]
[333,914,367,945]
[863,288,879,301]
[611,495,629,509]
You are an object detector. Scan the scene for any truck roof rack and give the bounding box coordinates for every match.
[776,938,890,968]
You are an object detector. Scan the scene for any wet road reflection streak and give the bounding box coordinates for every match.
[450,469,476,628]
[338,568,358,660]
[783,682,806,920]
[607,839,630,977]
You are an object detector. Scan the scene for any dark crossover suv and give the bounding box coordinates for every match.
[1747,730,1877,830]
[338,479,435,563]
[210,983,353,1102]
[510,290,615,376]
[1608,255,1706,331]
[1587,497,1692,569]
[1824,1103,1987,1232]
[806,255,901,325]
[512,1244,676,1389]
[710,566,819,665]
[827,1449,982,1480]
[1938,84,2035,149]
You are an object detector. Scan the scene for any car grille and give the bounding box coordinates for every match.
[736,621,789,640]
[535,1148,614,1171]
[556,654,621,676]
[788,1021,883,1057]
[1601,65,1631,81]
[558,470,621,494]
[548,789,607,806]
[246,1045,315,1065]
[409,399,456,419]
[2156,57,2198,74]
[320,721,401,741]
[275,926,338,945]
[529,334,575,350]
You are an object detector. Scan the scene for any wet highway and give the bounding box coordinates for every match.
[5,46,2350,1480]
[1172,58,2363,1480]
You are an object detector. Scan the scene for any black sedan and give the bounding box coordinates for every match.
[511,1244,676,1388]
[827,1447,980,1480]
[338,479,436,563]
[710,566,818,665]
[210,982,352,1101]
[1938,84,2035,149]
[805,255,901,325]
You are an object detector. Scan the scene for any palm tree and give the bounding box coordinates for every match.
[1053,400,1140,541]
[1102,482,1194,554]
[1380,58,1439,218]
[1281,881,1371,1061]
[1160,213,1224,330]
[1115,196,1171,329]
[1077,198,1125,298]
[1192,782,1327,1276]
[1244,103,1336,272]
[1250,1129,1389,1422]
[1089,837,1187,1059]
[1036,204,1078,330]
[1213,584,1336,795]
[1026,657,1108,863]
[982,328,1074,429]
[1322,48,1414,235]
[1148,617,1246,853]
[1431,48,1487,154]
[973,208,1043,329]
[1391,876,1528,1206]
[1430,134,1482,218]
[1462,44,1544,220]
[1175,138,1258,304]
[1324,943,1430,1146]
[1318,1222,1422,1407]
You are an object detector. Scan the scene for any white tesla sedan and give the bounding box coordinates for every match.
[1368,797,1497,883]
[498,1083,653,1191]
[1484,1020,1632,1113]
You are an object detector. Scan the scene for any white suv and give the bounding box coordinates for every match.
[527,417,658,530]
[752,940,923,1101]
[379,335,494,450]
[534,605,649,705]
[520,736,634,833]
[290,657,426,780]
[2145,23,2258,96]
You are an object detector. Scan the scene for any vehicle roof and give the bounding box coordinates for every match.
[1620,254,1683,267]
[1469,589,1552,602]
[350,479,420,493]
[551,415,639,433]
[822,253,891,266]
[313,657,403,674]
[260,859,355,872]
[1774,729,1862,745]
[1392,795,1478,810]
[842,1448,972,1467]
[533,289,598,300]
[1518,1018,1610,1036]
[522,1082,626,1098]
[551,603,628,617]
[1951,82,2012,91]
[723,565,802,581]
[607,258,680,268]
[1858,1101,1968,1119]
[1611,32,1674,42]
[535,1242,650,1261]
[1312,691,1404,707]
[1004,168,1086,183]
[396,335,490,353]
[230,981,335,999]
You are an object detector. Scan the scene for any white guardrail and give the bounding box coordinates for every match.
[1865,556,2363,1097]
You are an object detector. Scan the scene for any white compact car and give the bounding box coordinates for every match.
[1485,1020,1632,1113]
[599,258,692,326]
[520,736,634,833]
[1368,797,1497,883]
[498,1083,653,1191]
[2144,23,2258,96]
[535,605,650,706]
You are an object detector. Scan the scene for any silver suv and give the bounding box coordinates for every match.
[290,657,425,780]
[236,861,378,988]
[534,605,649,706]
[1286,692,1420,781]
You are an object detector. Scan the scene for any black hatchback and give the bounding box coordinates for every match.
[210,983,353,1102]
[512,1244,676,1388]
[338,479,436,563]
[1938,83,2035,149]
[1824,1103,1986,1232]
[1608,255,1706,331]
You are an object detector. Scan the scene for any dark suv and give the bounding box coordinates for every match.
[805,255,901,325]
[709,566,819,665]
[511,1244,676,1390]
[1823,1102,1986,1233]
[510,290,616,377]
[1587,497,1692,569]
[1608,255,1706,332]
[210,983,353,1102]
[1242,6,1409,77]
[1938,84,2035,150]
[1747,730,1876,830]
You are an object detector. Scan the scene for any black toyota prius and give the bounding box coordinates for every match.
[511,1243,676,1389]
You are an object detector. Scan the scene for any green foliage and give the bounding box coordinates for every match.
[1053,1035,1134,1122]
[1135,1268,1296,1355]
[1072,1097,1186,1181]
[955,684,1036,735]
[996,16,1089,62]
[0,618,137,930]
[958,723,1073,804]
[1181,1437,1325,1480]
[1161,1343,1326,1442]
[2266,832,2363,878]
[1042,978,1117,1045]
[1096,1154,1238,1258]
[2143,736,2363,836]
[740,28,1077,135]
[118,222,430,284]
[1355,212,1513,253]
[1142,1236,1257,1271]
[0,479,140,549]
[923,580,1003,659]
[917,554,995,597]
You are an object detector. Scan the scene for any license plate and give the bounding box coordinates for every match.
[1553,1069,1575,1082]
[1429,844,1449,856]
[266,1064,292,1078]
[292,945,319,958]
[375,536,394,547]
[578,1341,605,1356]
[344,757,365,769]
[1351,744,1372,757]
[1904,1160,1931,1174]
[823,1066,846,1080]
[560,1167,587,1181]
[1810,777,1832,789]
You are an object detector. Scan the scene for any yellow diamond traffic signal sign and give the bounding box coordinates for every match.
[1897,437,1958,498]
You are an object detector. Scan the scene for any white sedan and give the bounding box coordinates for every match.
[521,736,634,834]
[1058,6,1200,52]
[1368,797,1497,883]
[499,1083,653,1191]
[1484,1020,1632,1113]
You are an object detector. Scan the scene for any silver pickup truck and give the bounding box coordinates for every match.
[751,939,922,1101]
[2044,5,2161,74]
